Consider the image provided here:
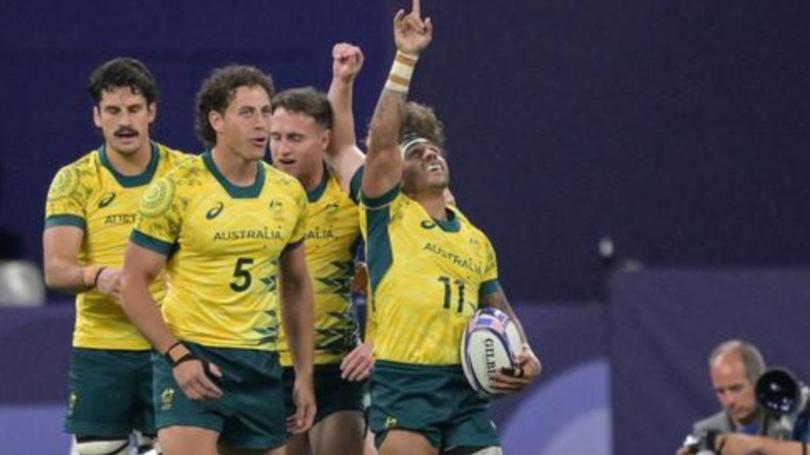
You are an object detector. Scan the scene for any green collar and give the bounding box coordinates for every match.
[306,163,330,203]
[202,151,265,198]
[435,208,461,233]
[99,141,159,188]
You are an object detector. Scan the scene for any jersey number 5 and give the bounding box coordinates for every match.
[230,257,254,292]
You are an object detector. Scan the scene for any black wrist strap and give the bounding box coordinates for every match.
[92,267,107,288]
[172,352,198,367]
[171,353,211,376]
[163,341,183,359]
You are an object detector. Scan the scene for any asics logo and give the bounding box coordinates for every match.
[98,192,116,208]
[206,202,224,219]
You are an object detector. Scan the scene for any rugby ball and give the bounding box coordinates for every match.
[460,307,522,398]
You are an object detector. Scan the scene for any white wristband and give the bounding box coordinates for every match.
[384,51,418,93]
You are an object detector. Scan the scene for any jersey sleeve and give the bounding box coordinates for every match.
[480,235,501,296]
[44,165,87,230]
[348,165,364,205]
[130,176,183,255]
[287,187,309,248]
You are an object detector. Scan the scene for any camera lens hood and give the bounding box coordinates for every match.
[756,367,800,415]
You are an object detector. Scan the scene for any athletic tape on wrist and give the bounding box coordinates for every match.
[385,51,418,93]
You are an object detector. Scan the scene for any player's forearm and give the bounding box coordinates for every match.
[482,290,530,346]
[280,277,315,377]
[120,272,177,354]
[367,87,406,160]
[43,257,96,294]
[327,77,357,158]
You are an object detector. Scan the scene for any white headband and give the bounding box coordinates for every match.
[399,137,433,157]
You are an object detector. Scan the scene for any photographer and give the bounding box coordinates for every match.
[677,340,810,455]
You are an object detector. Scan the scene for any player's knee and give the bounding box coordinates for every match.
[74,438,129,455]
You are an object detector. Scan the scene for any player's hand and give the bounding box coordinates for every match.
[96,267,122,301]
[332,43,364,84]
[393,0,433,56]
[173,356,223,401]
[489,344,542,394]
[675,447,690,455]
[341,342,375,381]
[287,376,316,434]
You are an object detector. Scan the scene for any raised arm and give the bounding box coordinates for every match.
[327,42,366,193]
[362,0,433,198]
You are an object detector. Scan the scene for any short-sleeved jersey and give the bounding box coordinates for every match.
[360,186,500,366]
[278,166,362,367]
[131,152,308,351]
[44,142,190,350]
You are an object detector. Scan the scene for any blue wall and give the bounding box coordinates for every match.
[2,1,809,299]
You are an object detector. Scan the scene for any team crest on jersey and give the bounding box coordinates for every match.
[206,201,224,220]
[160,387,175,411]
[324,202,340,222]
[139,179,175,217]
[268,199,287,221]
[98,192,116,208]
[49,167,81,200]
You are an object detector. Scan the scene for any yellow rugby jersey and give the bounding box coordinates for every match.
[278,166,362,367]
[360,186,500,365]
[131,152,308,351]
[44,142,190,350]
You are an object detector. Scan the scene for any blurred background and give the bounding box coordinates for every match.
[1,0,809,453]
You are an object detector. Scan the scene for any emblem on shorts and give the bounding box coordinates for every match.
[67,391,77,416]
[98,192,116,208]
[206,201,224,220]
[384,416,398,429]
[160,387,175,411]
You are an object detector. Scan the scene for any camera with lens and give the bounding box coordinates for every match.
[756,368,806,415]
[755,367,810,441]
[680,368,810,454]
